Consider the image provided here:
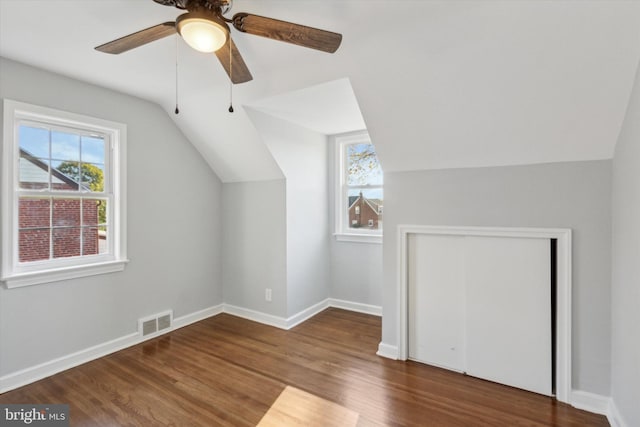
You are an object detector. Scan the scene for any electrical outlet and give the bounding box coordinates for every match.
[265,288,272,302]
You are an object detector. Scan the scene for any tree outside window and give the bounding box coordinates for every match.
[335,132,383,240]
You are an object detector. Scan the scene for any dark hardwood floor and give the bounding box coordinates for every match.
[0,308,608,426]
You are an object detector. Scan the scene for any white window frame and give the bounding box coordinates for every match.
[1,99,128,288]
[333,131,383,244]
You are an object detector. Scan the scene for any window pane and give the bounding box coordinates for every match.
[50,161,82,191]
[81,163,105,192]
[99,226,108,254]
[19,197,51,262]
[19,197,50,229]
[19,125,49,158]
[51,130,80,162]
[19,155,50,190]
[52,198,80,227]
[53,227,81,259]
[49,161,104,193]
[347,188,383,230]
[82,199,106,226]
[19,228,50,262]
[82,227,103,256]
[347,143,383,186]
[81,135,105,164]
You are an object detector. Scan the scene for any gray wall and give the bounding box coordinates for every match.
[611,60,640,425]
[329,240,382,307]
[327,137,383,307]
[381,161,612,395]
[221,179,287,317]
[0,58,223,376]
[245,110,330,317]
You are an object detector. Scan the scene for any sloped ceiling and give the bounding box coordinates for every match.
[1,1,640,181]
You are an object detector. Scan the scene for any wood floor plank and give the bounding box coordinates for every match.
[0,308,608,426]
[257,386,359,427]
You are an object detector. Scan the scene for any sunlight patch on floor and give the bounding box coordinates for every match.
[257,385,359,427]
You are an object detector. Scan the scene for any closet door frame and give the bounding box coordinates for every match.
[397,225,572,403]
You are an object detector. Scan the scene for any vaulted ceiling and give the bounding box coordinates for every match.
[2,0,640,182]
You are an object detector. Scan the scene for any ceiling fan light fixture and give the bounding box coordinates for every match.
[177,13,229,53]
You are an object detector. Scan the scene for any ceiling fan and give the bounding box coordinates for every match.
[95,0,343,84]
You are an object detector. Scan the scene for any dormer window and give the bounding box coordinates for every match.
[334,131,383,243]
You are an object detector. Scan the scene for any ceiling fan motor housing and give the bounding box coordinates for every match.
[153,0,233,15]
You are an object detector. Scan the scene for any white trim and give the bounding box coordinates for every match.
[0,303,224,393]
[570,390,611,415]
[0,332,140,394]
[396,225,572,403]
[328,298,382,316]
[222,299,381,330]
[608,398,628,427]
[332,131,384,239]
[221,301,329,330]
[376,342,398,360]
[334,233,382,244]
[222,304,289,329]
[286,299,330,329]
[570,390,628,427]
[173,305,224,329]
[2,259,129,288]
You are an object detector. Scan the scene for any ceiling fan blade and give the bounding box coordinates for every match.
[214,37,253,84]
[232,13,342,53]
[95,22,176,54]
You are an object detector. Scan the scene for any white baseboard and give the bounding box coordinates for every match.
[608,398,628,427]
[571,390,610,414]
[376,342,398,359]
[0,332,139,394]
[173,304,224,329]
[222,303,289,329]
[286,300,330,329]
[222,298,381,330]
[570,390,630,426]
[0,303,224,394]
[0,298,382,394]
[328,298,382,316]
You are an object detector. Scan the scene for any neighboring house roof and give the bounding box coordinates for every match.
[19,148,85,189]
[349,192,383,215]
[366,198,383,213]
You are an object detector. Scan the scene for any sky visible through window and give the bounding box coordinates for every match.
[19,125,105,176]
[347,143,383,199]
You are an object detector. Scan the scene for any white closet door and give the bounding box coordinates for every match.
[464,236,551,396]
[408,234,466,372]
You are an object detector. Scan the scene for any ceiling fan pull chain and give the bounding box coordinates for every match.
[175,34,180,115]
[228,40,234,113]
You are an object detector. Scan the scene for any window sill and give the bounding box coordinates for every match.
[2,259,129,289]
[334,233,382,244]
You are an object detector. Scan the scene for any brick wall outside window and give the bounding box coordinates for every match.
[18,196,99,262]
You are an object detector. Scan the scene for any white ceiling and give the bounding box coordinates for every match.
[2,1,640,182]
[246,78,366,136]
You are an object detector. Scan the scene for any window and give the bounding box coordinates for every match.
[334,131,383,243]
[1,100,127,288]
